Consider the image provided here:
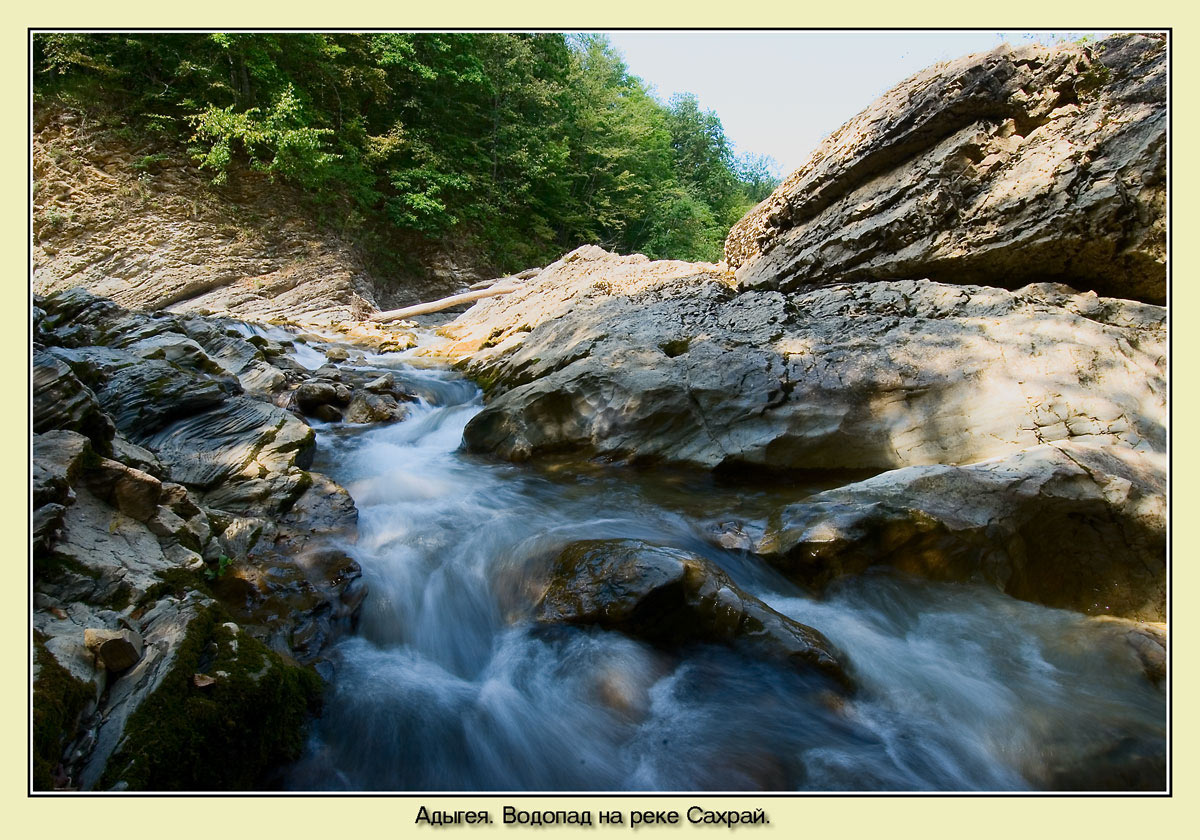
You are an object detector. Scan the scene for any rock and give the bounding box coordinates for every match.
[45,489,172,605]
[83,627,143,672]
[535,539,851,689]
[125,334,217,372]
[757,442,1164,620]
[33,430,91,507]
[343,392,406,424]
[83,458,163,522]
[33,350,114,450]
[436,252,1163,473]
[726,34,1165,304]
[110,434,164,478]
[140,396,314,501]
[294,380,340,414]
[364,373,394,393]
[324,346,349,362]
[310,404,343,423]
[1089,616,1167,685]
[94,359,241,439]
[33,503,69,557]
[379,333,417,352]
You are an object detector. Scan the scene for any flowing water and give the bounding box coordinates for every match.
[271,348,1165,792]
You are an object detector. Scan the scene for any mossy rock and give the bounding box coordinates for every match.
[33,632,94,790]
[100,605,322,790]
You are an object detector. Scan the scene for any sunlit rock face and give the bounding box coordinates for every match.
[725,33,1166,304]
[435,248,1163,474]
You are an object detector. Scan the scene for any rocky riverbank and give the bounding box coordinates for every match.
[31,288,428,790]
[425,33,1166,656]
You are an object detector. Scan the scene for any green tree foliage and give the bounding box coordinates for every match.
[33,32,782,269]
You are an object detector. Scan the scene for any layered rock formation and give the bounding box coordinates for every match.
[30,288,425,790]
[725,34,1166,304]
[429,32,1167,628]
[720,36,1161,304]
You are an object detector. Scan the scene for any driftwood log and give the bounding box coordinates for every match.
[369,284,521,323]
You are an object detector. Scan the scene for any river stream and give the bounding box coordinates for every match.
[269,345,1164,792]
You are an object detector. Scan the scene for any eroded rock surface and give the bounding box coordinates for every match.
[756,441,1165,620]
[536,539,851,689]
[726,34,1166,303]
[436,249,1164,475]
[31,288,383,789]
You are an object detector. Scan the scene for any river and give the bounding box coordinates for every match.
[268,345,1164,792]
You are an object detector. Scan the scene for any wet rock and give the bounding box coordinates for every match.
[324,346,349,362]
[726,34,1165,304]
[757,442,1165,620]
[343,392,406,424]
[535,539,851,689]
[83,627,143,672]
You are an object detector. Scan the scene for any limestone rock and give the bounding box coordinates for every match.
[757,442,1165,620]
[436,253,1164,473]
[535,539,851,688]
[726,34,1166,304]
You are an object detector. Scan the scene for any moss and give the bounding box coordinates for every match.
[100,604,322,791]
[33,632,94,790]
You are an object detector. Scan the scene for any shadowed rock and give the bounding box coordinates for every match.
[535,539,852,690]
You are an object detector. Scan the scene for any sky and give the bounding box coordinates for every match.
[603,31,1107,176]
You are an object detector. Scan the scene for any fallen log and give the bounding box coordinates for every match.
[369,284,520,323]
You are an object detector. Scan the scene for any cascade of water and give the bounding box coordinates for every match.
[281,354,1165,792]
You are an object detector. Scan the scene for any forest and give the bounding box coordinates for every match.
[34,32,779,270]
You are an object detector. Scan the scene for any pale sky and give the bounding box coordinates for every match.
[604,31,1109,176]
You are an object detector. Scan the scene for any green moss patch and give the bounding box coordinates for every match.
[100,605,322,790]
[33,632,94,791]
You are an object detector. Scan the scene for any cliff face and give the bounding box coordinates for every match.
[32,109,483,328]
[724,34,1166,304]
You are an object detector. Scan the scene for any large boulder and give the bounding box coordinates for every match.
[535,539,851,689]
[755,441,1165,620]
[435,251,1164,474]
[725,34,1166,304]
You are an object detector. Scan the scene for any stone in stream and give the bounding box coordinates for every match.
[755,441,1165,621]
[535,539,852,691]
